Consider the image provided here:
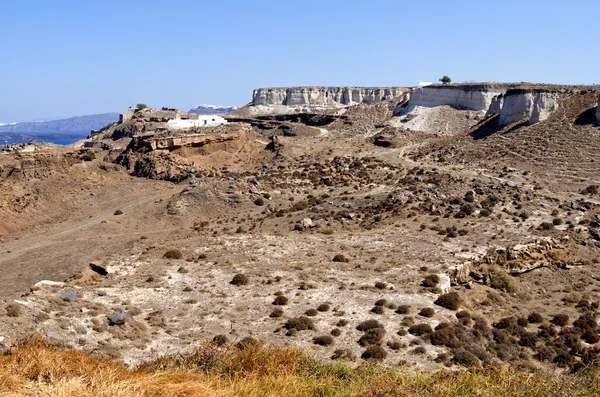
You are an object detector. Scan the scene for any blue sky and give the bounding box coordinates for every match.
[0,0,597,121]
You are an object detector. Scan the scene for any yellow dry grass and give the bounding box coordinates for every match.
[1,340,600,397]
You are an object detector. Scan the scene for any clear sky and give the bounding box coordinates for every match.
[1,0,597,121]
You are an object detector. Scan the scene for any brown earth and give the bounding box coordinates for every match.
[0,94,599,373]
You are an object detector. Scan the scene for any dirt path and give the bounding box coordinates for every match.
[0,181,177,299]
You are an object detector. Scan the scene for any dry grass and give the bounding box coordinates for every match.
[1,339,600,396]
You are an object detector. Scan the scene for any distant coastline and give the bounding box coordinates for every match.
[0,131,89,146]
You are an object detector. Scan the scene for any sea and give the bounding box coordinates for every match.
[0,131,89,146]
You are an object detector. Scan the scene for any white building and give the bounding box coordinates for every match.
[166,115,227,130]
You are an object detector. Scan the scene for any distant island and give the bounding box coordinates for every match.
[0,113,119,133]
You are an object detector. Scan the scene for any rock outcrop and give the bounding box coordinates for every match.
[251,87,409,109]
[596,95,600,124]
[498,90,560,125]
[409,85,507,112]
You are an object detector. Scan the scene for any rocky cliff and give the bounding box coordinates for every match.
[251,87,409,109]
[596,95,600,124]
[498,90,560,125]
[409,85,508,112]
[397,84,574,132]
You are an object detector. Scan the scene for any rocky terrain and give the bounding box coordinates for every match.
[1,83,600,375]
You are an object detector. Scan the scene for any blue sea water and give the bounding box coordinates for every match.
[1,131,89,146]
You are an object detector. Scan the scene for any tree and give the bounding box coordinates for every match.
[136,103,147,110]
[439,76,452,85]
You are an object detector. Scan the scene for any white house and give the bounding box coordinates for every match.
[166,115,227,130]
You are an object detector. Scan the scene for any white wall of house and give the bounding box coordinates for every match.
[166,115,227,130]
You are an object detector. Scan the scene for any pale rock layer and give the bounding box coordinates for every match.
[498,92,560,125]
[252,87,409,108]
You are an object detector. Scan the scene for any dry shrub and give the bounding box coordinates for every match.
[361,345,387,361]
[552,314,570,327]
[489,266,517,293]
[236,337,260,350]
[370,306,385,315]
[272,296,289,306]
[408,323,433,337]
[313,335,334,346]
[212,335,228,346]
[528,312,543,323]
[269,308,283,318]
[305,308,318,317]
[357,320,383,332]
[421,274,440,288]
[317,303,330,312]
[419,308,435,318]
[284,316,315,331]
[453,348,480,367]
[395,305,410,315]
[6,303,21,317]
[230,273,249,286]
[163,249,183,259]
[434,292,461,310]
[332,254,349,263]
[358,328,386,347]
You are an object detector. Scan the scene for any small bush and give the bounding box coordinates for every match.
[332,254,349,263]
[272,296,289,306]
[357,320,383,332]
[212,335,228,346]
[453,348,480,367]
[409,323,433,336]
[331,328,342,337]
[387,340,404,350]
[336,319,349,327]
[395,305,410,315]
[411,346,427,355]
[5,303,21,317]
[254,198,265,206]
[552,314,570,327]
[419,308,435,318]
[374,282,387,290]
[489,266,517,293]
[313,335,334,346]
[434,292,461,310]
[317,303,330,312]
[164,250,184,259]
[528,312,543,323]
[305,309,318,317]
[269,308,283,318]
[235,337,259,350]
[230,274,249,286]
[371,306,385,315]
[358,327,386,347]
[421,274,440,288]
[284,316,315,331]
[114,210,123,215]
[552,218,563,226]
[374,299,388,307]
[537,222,555,231]
[361,345,387,361]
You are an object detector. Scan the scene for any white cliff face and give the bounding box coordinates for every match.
[499,91,560,125]
[409,86,505,112]
[252,87,409,108]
